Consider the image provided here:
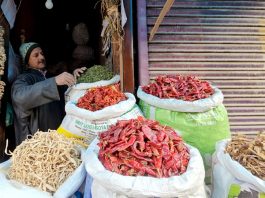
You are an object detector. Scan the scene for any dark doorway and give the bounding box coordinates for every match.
[4,0,104,156]
[11,0,103,72]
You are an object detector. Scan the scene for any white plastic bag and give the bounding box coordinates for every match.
[58,94,143,144]
[0,149,87,198]
[1,0,17,29]
[212,140,265,198]
[137,86,223,113]
[65,75,120,102]
[84,139,207,198]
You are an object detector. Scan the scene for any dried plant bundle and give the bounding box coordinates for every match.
[101,0,124,55]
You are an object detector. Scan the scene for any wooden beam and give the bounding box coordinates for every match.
[149,0,175,41]
[123,0,135,93]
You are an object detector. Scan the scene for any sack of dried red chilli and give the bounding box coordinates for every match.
[138,75,223,112]
[84,117,207,198]
[65,74,120,103]
[137,75,231,184]
[58,88,143,146]
[76,83,127,111]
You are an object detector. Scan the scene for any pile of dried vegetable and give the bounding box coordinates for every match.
[77,84,126,111]
[0,80,5,100]
[142,75,214,101]
[77,65,114,83]
[98,117,190,178]
[0,45,6,76]
[7,130,82,194]
[225,133,265,180]
[0,27,6,100]
[0,27,6,76]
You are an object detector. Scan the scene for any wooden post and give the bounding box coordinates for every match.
[119,38,124,91]
[112,33,121,74]
[112,0,134,93]
[122,0,134,93]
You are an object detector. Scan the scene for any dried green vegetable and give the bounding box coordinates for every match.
[77,65,114,83]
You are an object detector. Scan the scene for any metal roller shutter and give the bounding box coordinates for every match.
[146,0,265,136]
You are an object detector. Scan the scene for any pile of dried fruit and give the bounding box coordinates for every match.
[77,84,126,111]
[225,133,265,180]
[77,65,114,83]
[98,117,190,178]
[142,75,214,101]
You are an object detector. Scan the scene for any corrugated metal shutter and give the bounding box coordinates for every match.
[146,0,265,136]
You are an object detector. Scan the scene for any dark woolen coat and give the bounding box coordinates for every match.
[11,69,65,145]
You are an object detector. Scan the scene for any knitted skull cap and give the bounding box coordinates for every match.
[19,42,41,64]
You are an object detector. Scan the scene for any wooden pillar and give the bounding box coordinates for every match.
[110,0,134,93]
[122,0,134,93]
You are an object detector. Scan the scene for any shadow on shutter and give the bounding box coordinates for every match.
[146,0,265,137]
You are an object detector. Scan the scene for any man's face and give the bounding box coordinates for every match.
[28,47,46,69]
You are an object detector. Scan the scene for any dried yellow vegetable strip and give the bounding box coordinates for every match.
[225,132,265,180]
[7,130,82,194]
[0,46,6,75]
[0,80,5,99]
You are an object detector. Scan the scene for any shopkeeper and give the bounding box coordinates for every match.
[11,42,85,145]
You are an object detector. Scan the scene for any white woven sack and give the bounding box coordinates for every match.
[137,85,223,113]
[65,75,120,102]
[85,139,207,198]
[0,148,86,198]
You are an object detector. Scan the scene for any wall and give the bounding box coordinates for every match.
[138,0,265,136]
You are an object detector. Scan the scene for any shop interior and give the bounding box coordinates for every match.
[11,0,104,75]
[4,0,108,154]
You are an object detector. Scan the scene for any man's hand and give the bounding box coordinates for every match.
[73,67,87,79]
[55,72,75,86]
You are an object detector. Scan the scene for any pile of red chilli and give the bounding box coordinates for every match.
[142,75,214,101]
[98,117,190,178]
[77,84,127,111]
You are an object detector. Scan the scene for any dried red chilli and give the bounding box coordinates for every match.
[77,84,127,111]
[142,75,214,101]
[98,117,190,178]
